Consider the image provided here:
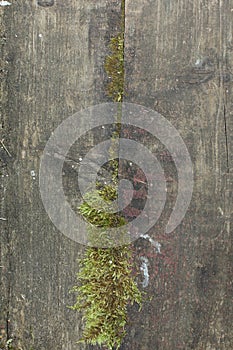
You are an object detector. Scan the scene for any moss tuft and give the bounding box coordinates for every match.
[70,1,143,349]
[70,184,142,349]
[70,245,141,349]
[105,34,124,102]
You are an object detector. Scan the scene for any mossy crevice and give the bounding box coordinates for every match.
[71,1,142,349]
[105,34,124,102]
[71,246,141,349]
[71,184,142,349]
[105,0,125,103]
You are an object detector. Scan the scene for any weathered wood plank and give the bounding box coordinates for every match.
[124,0,233,349]
[1,0,232,349]
[0,1,121,349]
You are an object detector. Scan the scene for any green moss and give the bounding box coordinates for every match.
[105,0,125,103]
[105,35,124,102]
[71,184,142,349]
[70,1,142,349]
[79,189,121,227]
[70,245,141,349]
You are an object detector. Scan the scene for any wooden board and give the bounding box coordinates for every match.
[123,0,233,349]
[0,1,121,349]
[1,0,232,349]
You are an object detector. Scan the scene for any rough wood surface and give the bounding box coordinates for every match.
[0,1,121,349]
[0,0,232,349]
[124,1,233,349]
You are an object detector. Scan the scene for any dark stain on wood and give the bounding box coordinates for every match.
[37,0,54,7]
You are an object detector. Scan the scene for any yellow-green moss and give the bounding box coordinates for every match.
[71,185,142,349]
[70,1,142,349]
[71,247,141,350]
[105,35,124,102]
[105,0,125,103]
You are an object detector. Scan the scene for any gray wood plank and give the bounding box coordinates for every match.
[0,1,121,349]
[123,0,233,349]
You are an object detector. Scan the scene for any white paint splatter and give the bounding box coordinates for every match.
[195,58,201,67]
[0,1,12,6]
[30,170,36,180]
[140,256,149,288]
[140,234,161,253]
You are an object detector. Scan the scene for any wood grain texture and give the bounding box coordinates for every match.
[124,0,233,349]
[0,1,120,349]
[0,0,232,350]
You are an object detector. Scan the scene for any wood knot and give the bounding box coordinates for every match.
[37,0,54,7]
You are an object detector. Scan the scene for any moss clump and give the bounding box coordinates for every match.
[105,34,124,102]
[79,186,124,228]
[70,1,142,349]
[78,182,126,247]
[70,245,141,349]
[105,0,125,102]
[71,184,142,349]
